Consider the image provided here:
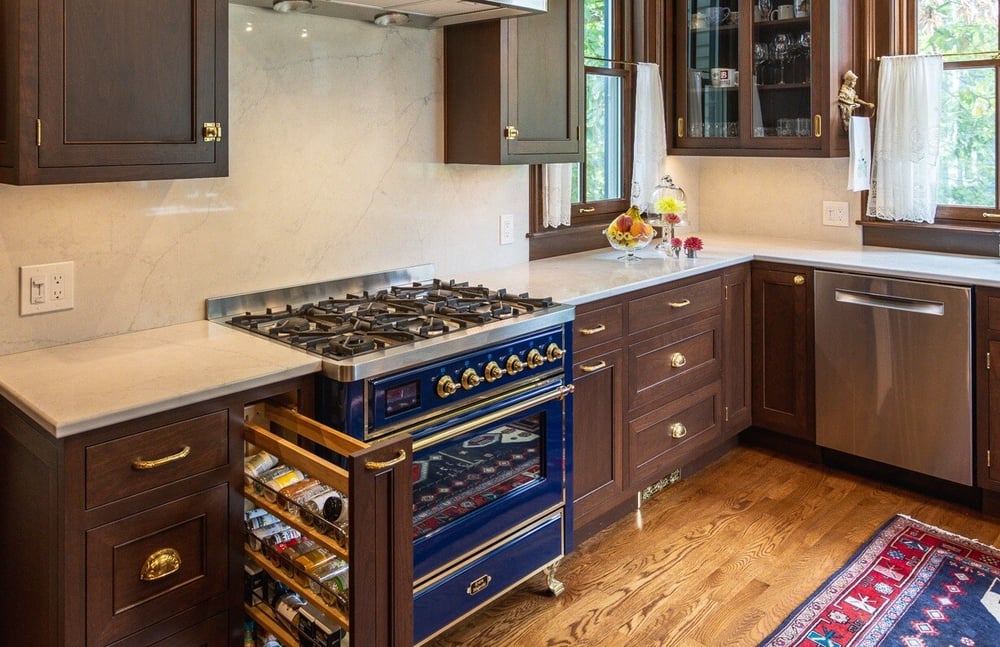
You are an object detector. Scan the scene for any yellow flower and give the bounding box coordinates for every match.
[654,196,687,215]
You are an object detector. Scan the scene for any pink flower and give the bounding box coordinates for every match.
[665,213,682,225]
[670,237,683,249]
[683,236,703,251]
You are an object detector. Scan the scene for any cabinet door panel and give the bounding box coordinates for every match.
[0,0,15,169]
[989,339,1000,486]
[723,265,751,435]
[38,0,223,168]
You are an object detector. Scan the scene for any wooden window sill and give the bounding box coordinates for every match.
[861,219,1000,257]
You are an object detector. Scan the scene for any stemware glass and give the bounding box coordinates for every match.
[772,33,791,84]
[754,42,769,83]
[758,0,774,21]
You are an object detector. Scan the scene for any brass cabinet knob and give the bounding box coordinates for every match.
[545,343,565,362]
[670,422,688,439]
[793,274,806,286]
[139,548,181,582]
[670,352,687,368]
[506,355,524,375]
[483,361,504,382]
[437,375,459,398]
[526,349,545,369]
[461,368,482,390]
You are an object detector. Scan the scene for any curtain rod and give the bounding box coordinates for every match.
[876,50,1000,61]
[584,55,639,67]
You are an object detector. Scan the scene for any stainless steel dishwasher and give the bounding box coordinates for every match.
[814,270,972,485]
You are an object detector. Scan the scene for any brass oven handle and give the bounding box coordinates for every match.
[668,299,691,309]
[580,324,606,335]
[581,360,607,373]
[670,422,688,439]
[413,384,574,452]
[670,353,687,368]
[132,445,191,470]
[364,449,407,471]
[139,548,181,581]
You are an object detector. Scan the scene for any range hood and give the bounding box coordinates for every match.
[231,0,546,29]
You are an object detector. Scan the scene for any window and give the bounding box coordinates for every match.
[916,0,999,223]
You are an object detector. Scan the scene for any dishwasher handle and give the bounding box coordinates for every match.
[834,288,945,315]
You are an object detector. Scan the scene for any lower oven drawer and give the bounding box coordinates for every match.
[413,512,564,645]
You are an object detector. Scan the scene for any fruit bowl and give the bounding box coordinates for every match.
[604,208,655,262]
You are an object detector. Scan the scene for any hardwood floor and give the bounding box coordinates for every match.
[425,444,1000,646]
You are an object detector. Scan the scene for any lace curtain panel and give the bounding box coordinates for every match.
[865,54,944,223]
[542,163,573,228]
[632,62,667,212]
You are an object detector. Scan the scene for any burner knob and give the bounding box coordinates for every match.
[461,368,482,390]
[526,349,545,369]
[484,361,504,382]
[506,355,524,375]
[545,343,565,362]
[436,375,459,398]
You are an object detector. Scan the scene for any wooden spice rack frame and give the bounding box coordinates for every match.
[244,400,414,647]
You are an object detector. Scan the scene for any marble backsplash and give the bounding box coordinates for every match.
[0,5,861,356]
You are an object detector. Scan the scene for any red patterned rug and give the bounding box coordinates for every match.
[761,514,1000,646]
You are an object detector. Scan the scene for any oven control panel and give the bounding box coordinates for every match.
[368,324,570,430]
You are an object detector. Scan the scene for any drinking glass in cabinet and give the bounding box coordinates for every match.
[684,1,740,139]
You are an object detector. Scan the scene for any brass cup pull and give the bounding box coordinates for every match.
[140,548,181,582]
[581,360,607,373]
[670,422,688,439]
[364,449,407,471]
[132,445,191,470]
[670,352,687,368]
[793,274,806,286]
[580,324,606,335]
[668,299,691,309]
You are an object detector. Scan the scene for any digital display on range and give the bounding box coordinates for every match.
[385,381,420,417]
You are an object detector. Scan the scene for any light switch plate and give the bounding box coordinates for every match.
[822,201,850,227]
[500,214,515,245]
[20,261,75,315]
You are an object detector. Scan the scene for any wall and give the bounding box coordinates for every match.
[0,6,529,356]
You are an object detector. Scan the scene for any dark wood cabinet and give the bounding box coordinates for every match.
[444,0,583,164]
[751,262,815,440]
[976,288,1000,492]
[668,0,856,157]
[722,264,751,435]
[1,0,227,185]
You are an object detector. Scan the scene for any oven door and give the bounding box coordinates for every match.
[410,377,571,582]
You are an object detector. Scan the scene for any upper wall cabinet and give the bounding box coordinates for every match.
[0,0,227,185]
[444,0,584,165]
[669,0,855,157]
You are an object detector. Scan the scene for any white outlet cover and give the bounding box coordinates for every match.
[20,261,74,315]
[822,201,850,227]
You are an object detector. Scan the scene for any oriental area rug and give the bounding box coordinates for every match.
[761,514,1000,646]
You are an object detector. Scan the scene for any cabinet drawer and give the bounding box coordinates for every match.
[988,294,1000,333]
[574,302,624,351]
[628,316,721,411]
[629,275,722,334]
[85,410,230,508]
[414,512,563,645]
[629,382,721,488]
[86,484,229,647]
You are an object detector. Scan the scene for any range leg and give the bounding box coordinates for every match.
[545,558,564,597]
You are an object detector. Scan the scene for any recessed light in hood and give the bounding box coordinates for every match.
[373,11,410,26]
[233,0,546,29]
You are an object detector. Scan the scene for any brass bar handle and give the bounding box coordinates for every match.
[668,299,691,309]
[813,115,822,138]
[793,274,806,286]
[364,449,407,471]
[139,548,181,581]
[132,445,191,470]
[670,353,687,368]
[579,207,596,213]
[580,324,607,335]
[984,212,1000,219]
[581,360,607,373]
[670,422,687,439]
[677,117,685,138]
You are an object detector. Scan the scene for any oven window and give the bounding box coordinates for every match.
[411,414,544,540]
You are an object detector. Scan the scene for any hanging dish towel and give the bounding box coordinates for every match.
[847,116,871,191]
[632,62,667,212]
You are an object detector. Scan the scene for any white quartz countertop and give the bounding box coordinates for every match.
[0,321,321,438]
[3,233,998,438]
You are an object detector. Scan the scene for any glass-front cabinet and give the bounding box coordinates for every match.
[670,0,856,157]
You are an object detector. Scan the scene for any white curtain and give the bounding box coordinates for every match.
[542,163,573,228]
[632,62,667,212]
[865,55,943,223]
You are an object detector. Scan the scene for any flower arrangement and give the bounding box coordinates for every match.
[683,236,704,258]
[654,196,687,220]
[669,237,683,257]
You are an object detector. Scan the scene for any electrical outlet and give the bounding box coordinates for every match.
[20,261,74,315]
[500,214,515,245]
[822,201,850,227]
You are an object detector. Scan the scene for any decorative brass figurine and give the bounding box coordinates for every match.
[838,70,875,131]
